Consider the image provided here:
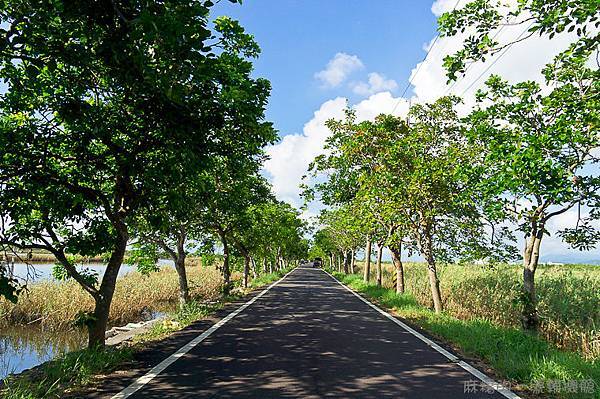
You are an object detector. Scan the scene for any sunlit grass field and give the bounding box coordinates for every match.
[354,261,600,359]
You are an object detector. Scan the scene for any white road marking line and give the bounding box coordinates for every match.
[322,269,521,399]
[111,268,298,399]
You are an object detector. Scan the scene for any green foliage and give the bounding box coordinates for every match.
[467,56,600,249]
[174,301,223,326]
[437,0,599,331]
[127,244,161,276]
[438,0,599,81]
[201,253,220,268]
[72,310,98,329]
[215,16,261,57]
[309,98,510,265]
[51,257,99,287]
[310,228,338,259]
[0,0,278,348]
[1,346,133,399]
[229,199,307,273]
[0,268,20,303]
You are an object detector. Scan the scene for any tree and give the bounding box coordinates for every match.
[129,178,207,307]
[437,0,599,81]
[310,228,337,267]
[439,0,599,331]
[308,102,499,311]
[382,98,493,312]
[200,154,275,292]
[0,0,270,347]
[231,201,306,287]
[319,206,364,274]
[466,57,599,330]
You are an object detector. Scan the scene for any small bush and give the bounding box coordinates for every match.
[2,346,132,399]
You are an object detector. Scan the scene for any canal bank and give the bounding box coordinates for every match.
[0,263,223,380]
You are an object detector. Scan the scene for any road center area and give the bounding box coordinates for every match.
[107,267,510,398]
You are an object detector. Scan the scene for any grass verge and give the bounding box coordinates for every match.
[332,271,599,399]
[1,346,133,399]
[1,267,293,399]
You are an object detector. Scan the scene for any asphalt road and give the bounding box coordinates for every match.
[101,266,511,398]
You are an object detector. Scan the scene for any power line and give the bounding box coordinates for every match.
[390,0,461,114]
[443,17,511,96]
[457,21,535,97]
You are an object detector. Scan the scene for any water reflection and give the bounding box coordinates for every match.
[0,302,175,381]
[0,325,87,380]
[0,260,177,381]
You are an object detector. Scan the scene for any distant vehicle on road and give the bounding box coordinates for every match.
[313,257,322,268]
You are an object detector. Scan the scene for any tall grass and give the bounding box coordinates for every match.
[354,261,600,360]
[2,252,106,263]
[0,264,224,330]
[334,272,600,399]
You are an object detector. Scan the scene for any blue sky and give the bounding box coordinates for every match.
[211,0,437,137]
[211,0,600,263]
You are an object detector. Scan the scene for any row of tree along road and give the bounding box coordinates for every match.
[306,0,599,335]
[0,1,307,349]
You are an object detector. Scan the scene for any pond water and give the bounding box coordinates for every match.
[6,259,174,283]
[0,307,171,381]
[0,325,87,381]
[0,260,176,381]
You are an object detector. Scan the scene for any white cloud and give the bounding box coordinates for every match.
[431,0,467,17]
[314,53,364,88]
[351,72,398,96]
[415,0,578,111]
[354,92,410,121]
[264,98,347,205]
[264,92,410,207]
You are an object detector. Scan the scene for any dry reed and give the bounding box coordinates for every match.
[354,261,600,360]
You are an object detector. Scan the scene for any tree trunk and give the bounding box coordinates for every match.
[423,233,442,313]
[88,294,111,348]
[329,253,334,270]
[218,231,231,294]
[343,250,350,274]
[376,243,383,287]
[173,231,190,307]
[251,257,258,279]
[390,243,405,294]
[364,236,372,282]
[276,247,282,270]
[174,253,190,307]
[87,225,128,348]
[522,224,544,331]
[350,250,355,274]
[243,255,250,288]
